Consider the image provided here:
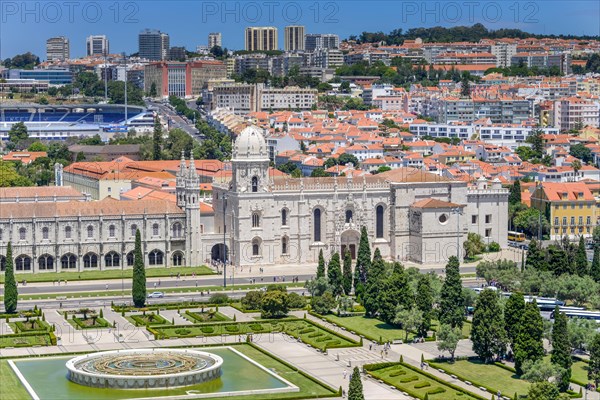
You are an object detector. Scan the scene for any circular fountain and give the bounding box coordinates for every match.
[66,349,223,389]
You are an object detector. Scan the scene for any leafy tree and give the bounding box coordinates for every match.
[575,236,589,276]
[148,82,157,97]
[327,252,343,297]
[0,162,33,187]
[241,291,263,310]
[526,128,545,160]
[460,75,471,97]
[463,232,485,260]
[260,290,289,318]
[522,359,565,384]
[304,276,330,297]
[311,291,336,314]
[348,366,364,400]
[362,248,386,315]
[437,324,461,361]
[568,318,597,351]
[393,306,423,341]
[514,208,550,239]
[527,382,561,400]
[3,243,17,313]
[415,274,433,336]
[589,333,600,388]
[132,229,146,307]
[8,121,28,147]
[439,256,464,329]
[310,168,328,177]
[378,262,412,324]
[547,245,573,276]
[354,226,371,298]
[526,239,548,270]
[514,300,544,375]
[471,289,506,363]
[569,143,593,164]
[152,117,163,160]
[592,242,600,282]
[27,141,48,152]
[509,180,522,205]
[504,292,525,350]
[342,250,353,295]
[551,307,572,392]
[317,249,326,279]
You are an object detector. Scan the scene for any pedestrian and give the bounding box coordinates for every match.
[381,350,384,359]
[154,282,157,289]
[105,284,108,291]
[343,369,347,379]
[59,302,62,308]
[369,343,372,351]
[195,281,198,287]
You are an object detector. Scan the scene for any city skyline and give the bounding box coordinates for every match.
[1,0,598,59]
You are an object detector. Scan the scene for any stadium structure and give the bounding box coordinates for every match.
[0,104,155,141]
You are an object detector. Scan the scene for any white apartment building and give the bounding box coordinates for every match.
[554,97,600,131]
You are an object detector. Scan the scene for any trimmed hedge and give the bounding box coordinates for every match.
[71,317,110,330]
[129,313,169,326]
[0,331,51,348]
[184,310,229,323]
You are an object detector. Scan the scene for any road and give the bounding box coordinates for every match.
[146,99,200,138]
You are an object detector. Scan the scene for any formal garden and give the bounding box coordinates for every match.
[64,308,111,330]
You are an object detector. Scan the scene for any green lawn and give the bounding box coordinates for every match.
[321,314,413,343]
[0,333,51,348]
[0,265,214,284]
[183,310,231,323]
[0,360,31,400]
[368,364,482,400]
[153,319,358,350]
[126,313,172,326]
[429,359,531,396]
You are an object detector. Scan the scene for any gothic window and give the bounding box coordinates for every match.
[131,224,138,237]
[345,209,353,223]
[19,227,26,240]
[149,249,164,265]
[252,238,261,256]
[281,209,288,226]
[65,226,72,239]
[61,254,77,269]
[281,236,289,255]
[42,227,49,240]
[83,253,98,268]
[104,252,120,267]
[313,208,322,242]
[126,251,135,266]
[15,255,31,271]
[87,225,94,239]
[376,205,384,238]
[252,213,260,228]
[153,223,159,236]
[172,252,183,266]
[172,223,182,238]
[251,176,258,192]
[38,254,54,270]
[0,256,5,271]
[109,225,116,238]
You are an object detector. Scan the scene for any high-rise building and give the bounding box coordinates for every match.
[284,26,305,52]
[139,29,170,61]
[208,33,222,49]
[144,60,227,98]
[46,36,70,61]
[245,27,278,51]
[168,47,187,61]
[86,35,109,56]
[304,34,339,52]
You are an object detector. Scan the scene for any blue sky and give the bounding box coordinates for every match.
[1,0,599,59]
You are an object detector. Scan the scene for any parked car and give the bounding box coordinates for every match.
[147,291,164,298]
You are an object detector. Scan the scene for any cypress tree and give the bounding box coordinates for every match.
[551,307,572,392]
[3,242,17,313]
[327,252,343,297]
[348,366,364,400]
[471,289,506,363]
[152,117,162,160]
[525,239,548,270]
[342,249,353,295]
[415,274,433,337]
[132,229,147,307]
[514,300,544,375]
[504,292,526,350]
[362,248,386,316]
[439,256,464,329]
[509,180,522,205]
[353,226,371,298]
[316,249,326,279]
[575,236,589,276]
[591,244,600,282]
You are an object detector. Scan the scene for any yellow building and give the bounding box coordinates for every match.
[530,182,596,240]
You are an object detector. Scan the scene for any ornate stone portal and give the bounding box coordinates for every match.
[66,349,223,389]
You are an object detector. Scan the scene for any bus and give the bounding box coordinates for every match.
[508,231,526,242]
[551,308,600,321]
[524,296,565,311]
